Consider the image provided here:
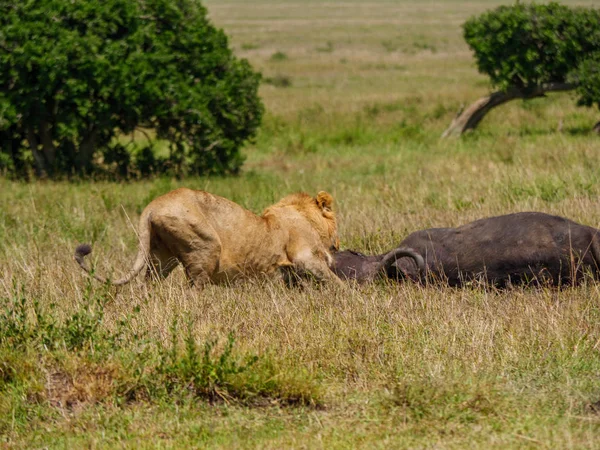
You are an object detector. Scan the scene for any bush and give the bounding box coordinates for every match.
[572,52,600,110]
[463,3,600,92]
[0,0,264,179]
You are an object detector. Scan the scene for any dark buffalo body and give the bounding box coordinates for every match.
[334,212,600,287]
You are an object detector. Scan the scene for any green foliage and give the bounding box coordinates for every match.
[149,321,320,406]
[0,0,263,179]
[463,3,600,92]
[269,51,289,62]
[572,52,600,110]
[264,74,293,88]
[0,284,320,417]
[0,282,122,353]
[156,322,259,402]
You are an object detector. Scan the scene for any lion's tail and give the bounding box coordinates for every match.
[74,212,152,286]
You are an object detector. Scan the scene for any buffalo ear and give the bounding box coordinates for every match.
[316,191,334,212]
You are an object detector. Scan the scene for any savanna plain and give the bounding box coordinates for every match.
[3,0,600,448]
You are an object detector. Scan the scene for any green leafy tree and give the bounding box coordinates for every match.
[572,53,600,130]
[0,0,263,178]
[443,3,600,137]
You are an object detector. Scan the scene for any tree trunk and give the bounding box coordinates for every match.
[25,126,48,178]
[76,128,98,173]
[39,120,56,173]
[10,131,25,178]
[442,83,576,138]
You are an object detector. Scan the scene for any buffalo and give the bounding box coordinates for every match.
[333,212,600,287]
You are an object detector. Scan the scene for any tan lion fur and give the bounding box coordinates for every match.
[74,188,343,288]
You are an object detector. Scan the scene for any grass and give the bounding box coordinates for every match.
[2,0,600,447]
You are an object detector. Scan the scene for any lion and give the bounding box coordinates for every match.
[74,188,344,288]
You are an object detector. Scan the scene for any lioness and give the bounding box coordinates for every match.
[74,188,344,288]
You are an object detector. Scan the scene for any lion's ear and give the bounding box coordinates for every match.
[316,191,334,212]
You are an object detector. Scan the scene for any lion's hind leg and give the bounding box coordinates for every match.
[180,245,221,288]
[174,235,222,289]
[151,214,222,289]
[145,242,179,281]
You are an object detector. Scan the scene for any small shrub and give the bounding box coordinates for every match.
[270,51,289,62]
[149,320,321,406]
[154,321,259,402]
[241,43,261,50]
[0,281,123,353]
[264,75,293,88]
[316,41,334,53]
[412,37,436,53]
[381,40,400,53]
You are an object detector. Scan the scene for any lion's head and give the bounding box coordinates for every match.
[264,190,339,252]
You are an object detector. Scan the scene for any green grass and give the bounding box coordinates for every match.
[2,0,600,447]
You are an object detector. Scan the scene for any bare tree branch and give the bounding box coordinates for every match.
[442,83,577,138]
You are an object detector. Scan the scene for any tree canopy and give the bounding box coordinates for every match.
[0,0,264,178]
[464,3,600,92]
[444,2,600,137]
[572,53,600,111]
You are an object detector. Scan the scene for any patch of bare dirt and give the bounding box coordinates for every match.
[46,363,119,411]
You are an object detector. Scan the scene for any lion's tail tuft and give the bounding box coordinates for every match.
[74,243,109,283]
[75,243,92,259]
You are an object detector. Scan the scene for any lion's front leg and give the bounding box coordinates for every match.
[280,265,303,289]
